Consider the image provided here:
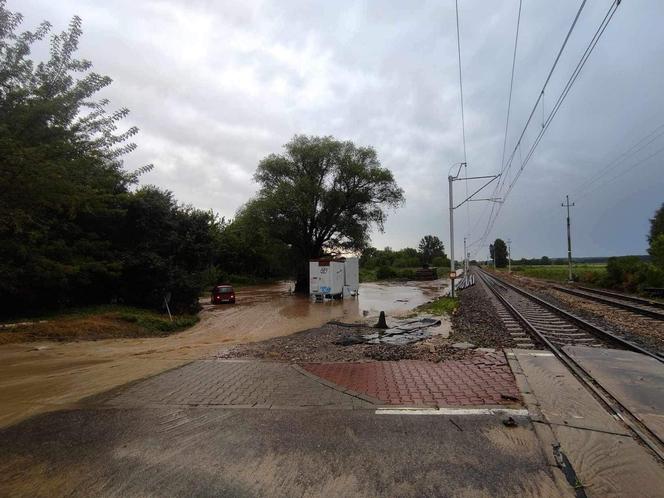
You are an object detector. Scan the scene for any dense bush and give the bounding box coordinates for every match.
[0,6,222,316]
[431,256,450,268]
[376,265,397,279]
[603,256,664,292]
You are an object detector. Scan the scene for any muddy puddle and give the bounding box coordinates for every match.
[0,279,448,428]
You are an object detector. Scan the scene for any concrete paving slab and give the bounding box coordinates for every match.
[0,406,567,497]
[509,349,664,498]
[100,360,374,409]
[564,346,664,442]
[507,350,628,434]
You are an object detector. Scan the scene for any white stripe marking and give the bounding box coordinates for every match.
[376,408,529,416]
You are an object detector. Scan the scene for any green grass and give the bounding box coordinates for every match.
[414,296,459,316]
[115,308,199,332]
[0,304,199,344]
[499,264,607,283]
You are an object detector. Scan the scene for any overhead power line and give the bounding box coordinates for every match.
[500,0,524,172]
[571,122,664,196]
[455,0,467,165]
[455,0,471,244]
[473,0,622,256]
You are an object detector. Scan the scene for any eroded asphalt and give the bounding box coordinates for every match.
[0,358,566,497]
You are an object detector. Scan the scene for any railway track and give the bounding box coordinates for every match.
[475,267,664,461]
[552,285,664,321]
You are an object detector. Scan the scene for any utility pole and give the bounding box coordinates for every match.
[448,163,501,297]
[507,238,512,274]
[449,174,456,298]
[562,195,575,282]
[463,237,467,274]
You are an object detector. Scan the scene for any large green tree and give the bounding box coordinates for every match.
[0,4,217,315]
[493,238,508,268]
[418,235,446,265]
[0,6,145,313]
[252,135,404,291]
[648,203,664,268]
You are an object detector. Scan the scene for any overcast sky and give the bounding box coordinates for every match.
[15,0,664,259]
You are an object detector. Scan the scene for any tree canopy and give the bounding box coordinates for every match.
[648,203,664,268]
[418,235,446,265]
[493,239,508,268]
[251,135,404,290]
[0,4,219,315]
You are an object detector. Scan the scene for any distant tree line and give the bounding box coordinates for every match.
[360,235,450,278]
[604,203,664,292]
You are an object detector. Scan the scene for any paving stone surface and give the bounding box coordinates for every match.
[104,360,372,409]
[302,352,521,406]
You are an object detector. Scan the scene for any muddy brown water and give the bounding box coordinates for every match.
[0,279,448,428]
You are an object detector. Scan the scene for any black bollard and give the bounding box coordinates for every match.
[375,311,388,329]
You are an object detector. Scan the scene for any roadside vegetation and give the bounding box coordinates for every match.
[505,264,606,283]
[0,306,199,345]
[491,203,664,294]
[0,5,410,325]
[415,296,459,316]
[359,239,450,282]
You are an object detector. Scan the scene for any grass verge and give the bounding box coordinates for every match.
[414,296,459,316]
[0,305,199,345]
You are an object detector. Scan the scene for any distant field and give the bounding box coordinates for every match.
[497,264,607,283]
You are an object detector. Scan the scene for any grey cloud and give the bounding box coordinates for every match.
[13,0,664,257]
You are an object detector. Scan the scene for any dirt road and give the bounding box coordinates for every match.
[0,280,446,428]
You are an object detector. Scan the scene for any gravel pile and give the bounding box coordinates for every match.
[217,322,476,363]
[450,283,516,349]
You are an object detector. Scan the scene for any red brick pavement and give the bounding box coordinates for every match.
[301,352,520,407]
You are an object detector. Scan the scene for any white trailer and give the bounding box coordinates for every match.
[342,257,359,297]
[309,257,359,301]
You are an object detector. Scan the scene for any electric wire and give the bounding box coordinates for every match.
[473,0,621,256]
[580,143,664,197]
[571,122,664,197]
[500,0,523,172]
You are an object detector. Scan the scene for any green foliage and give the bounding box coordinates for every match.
[376,265,397,279]
[418,235,446,265]
[251,135,404,291]
[115,308,199,332]
[605,256,643,291]
[416,296,458,316]
[649,233,664,268]
[0,5,218,316]
[648,203,664,246]
[211,200,295,284]
[119,187,219,312]
[507,264,606,283]
[431,255,450,268]
[493,238,508,268]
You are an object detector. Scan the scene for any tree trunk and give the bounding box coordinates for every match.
[294,260,309,294]
[294,271,308,294]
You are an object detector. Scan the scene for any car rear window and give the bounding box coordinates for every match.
[215,286,233,293]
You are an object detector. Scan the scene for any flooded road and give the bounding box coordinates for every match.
[205,279,448,343]
[0,279,447,427]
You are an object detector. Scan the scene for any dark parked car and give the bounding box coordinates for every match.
[211,284,235,304]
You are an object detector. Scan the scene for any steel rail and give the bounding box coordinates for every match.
[479,270,663,362]
[552,285,664,321]
[575,285,664,310]
[476,268,664,462]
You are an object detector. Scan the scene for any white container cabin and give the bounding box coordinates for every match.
[309,257,359,301]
